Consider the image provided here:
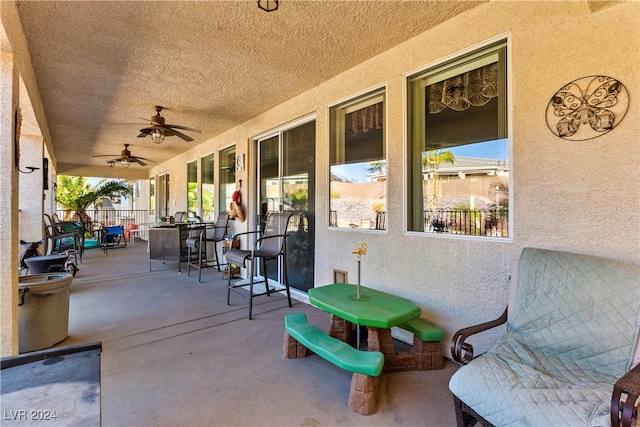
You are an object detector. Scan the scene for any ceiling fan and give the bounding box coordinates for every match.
[92,144,153,167]
[137,105,201,143]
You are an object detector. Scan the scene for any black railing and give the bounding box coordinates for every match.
[424,209,509,237]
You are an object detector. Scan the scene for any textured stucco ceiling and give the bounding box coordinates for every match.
[14,0,483,176]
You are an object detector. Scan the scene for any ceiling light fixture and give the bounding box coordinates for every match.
[151,128,165,144]
[107,160,116,168]
[121,158,130,168]
[257,0,279,12]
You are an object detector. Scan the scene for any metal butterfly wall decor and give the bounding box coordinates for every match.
[545,75,628,141]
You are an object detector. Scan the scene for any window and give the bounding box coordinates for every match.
[201,153,215,220]
[407,40,510,238]
[219,146,236,215]
[187,160,198,215]
[149,177,155,216]
[157,173,170,218]
[329,88,386,230]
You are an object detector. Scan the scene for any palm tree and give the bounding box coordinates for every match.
[422,149,455,169]
[56,176,132,232]
[422,149,455,211]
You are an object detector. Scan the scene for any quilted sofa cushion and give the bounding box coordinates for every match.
[449,248,640,426]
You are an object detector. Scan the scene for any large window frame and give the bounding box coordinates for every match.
[156,172,170,219]
[406,38,512,240]
[328,87,387,231]
[149,177,155,217]
[187,159,198,216]
[201,153,215,220]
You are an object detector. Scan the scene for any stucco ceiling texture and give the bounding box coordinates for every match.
[15,0,482,174]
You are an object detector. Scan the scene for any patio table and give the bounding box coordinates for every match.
[308,283,421,371]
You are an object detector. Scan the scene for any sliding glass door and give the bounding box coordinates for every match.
[257,120,315,292]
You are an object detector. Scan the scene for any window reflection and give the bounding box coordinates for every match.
[187,160,197,215]
[201,153,214,220]
[407,40,510,237]
[329,89,386,230]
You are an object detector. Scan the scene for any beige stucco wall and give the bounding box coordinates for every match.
[4,1,633,357]
[150,1,639,356]
[1,1,60,356]
[1,20,20,356]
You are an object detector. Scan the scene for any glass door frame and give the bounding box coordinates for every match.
[253,115,316,293]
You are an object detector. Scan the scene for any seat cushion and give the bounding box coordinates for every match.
[449,338,613,426]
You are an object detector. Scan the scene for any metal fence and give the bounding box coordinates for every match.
[424,209,509,237]
[57,209,151,235]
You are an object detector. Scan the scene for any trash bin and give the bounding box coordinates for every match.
[18,273,73,353]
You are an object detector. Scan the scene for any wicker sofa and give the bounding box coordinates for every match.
[449,247,640,427]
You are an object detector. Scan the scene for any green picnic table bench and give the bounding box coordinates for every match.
[397,317,445,370]
[283,313,384,415]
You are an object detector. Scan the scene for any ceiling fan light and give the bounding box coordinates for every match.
[107,160,115,168]
[121,159,130,168]
[151,128,165,144]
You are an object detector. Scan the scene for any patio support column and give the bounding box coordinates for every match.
[18,134,44,242]
[0,22,20,356]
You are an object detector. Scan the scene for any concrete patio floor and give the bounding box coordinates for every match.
[55,241,458,426]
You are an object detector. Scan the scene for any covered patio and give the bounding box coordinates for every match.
[2,1,639,424]
[55,243,456,425]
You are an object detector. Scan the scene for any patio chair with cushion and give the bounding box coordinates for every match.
[448,247,640,427]
[226,212,294,319]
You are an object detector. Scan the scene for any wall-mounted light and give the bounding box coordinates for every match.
[258,0,279,12]
[17,166,39,174]
[13,107,39,174]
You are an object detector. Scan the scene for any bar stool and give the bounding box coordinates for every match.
[186,213,230,282]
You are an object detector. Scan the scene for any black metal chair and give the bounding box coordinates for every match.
[226,212,293,319]
[186,212,230,282]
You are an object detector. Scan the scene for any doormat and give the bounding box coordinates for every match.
[1,342,101,426]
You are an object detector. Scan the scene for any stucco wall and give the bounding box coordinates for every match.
[1,23,20,356]
[149,1,639,356]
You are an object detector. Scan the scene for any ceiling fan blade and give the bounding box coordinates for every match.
[137,132,150,138]
[131,155,154,162]
[165,124,202,133]
[168,128,195,142]
[135,159,147,166]
[92,154,120,158]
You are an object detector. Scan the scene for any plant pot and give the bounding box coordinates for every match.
[223,266,240,279]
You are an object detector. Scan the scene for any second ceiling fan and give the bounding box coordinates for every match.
[138,105,201,143]
[93,144,152,167]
